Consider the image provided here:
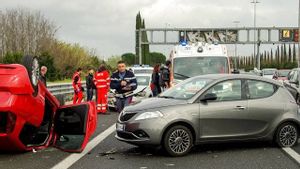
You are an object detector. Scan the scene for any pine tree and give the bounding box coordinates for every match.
[135,12,142,63]
[293,43,297,63]
[276,45,280,67]
[288,44,292,63]
[270,49,273,66]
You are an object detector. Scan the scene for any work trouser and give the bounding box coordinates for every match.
[86,88,94,101]
[96,88,108,113]
[116,96,132,113]
[73,91,83,104]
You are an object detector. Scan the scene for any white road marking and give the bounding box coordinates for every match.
[51,124,116,169]
[282,147,300,164]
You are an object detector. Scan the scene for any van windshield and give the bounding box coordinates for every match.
[173,57,228,80]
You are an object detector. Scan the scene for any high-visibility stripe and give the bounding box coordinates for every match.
[97,79,106,82]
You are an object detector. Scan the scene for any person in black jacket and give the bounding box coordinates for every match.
[86,68,95,101]
[151,64,161,97]
[39,66,47,87]
[110,61,137,112]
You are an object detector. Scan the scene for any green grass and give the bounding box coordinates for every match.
[48,79,73,84]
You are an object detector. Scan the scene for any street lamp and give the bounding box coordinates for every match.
[251,0,260,68]
[233,21,240,70]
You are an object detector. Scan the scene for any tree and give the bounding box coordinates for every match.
[38,52,57,81]
[293,43,297,63]
[149,52,166,65]
[135,12,142,63]
[121,53,136,66]
[3,52,23,64]
[288,44,292,63]
[106,55,121,72]
[135,12,150,64]
[0,9,56,59]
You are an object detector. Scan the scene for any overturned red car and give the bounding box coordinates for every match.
[0,55,97,152]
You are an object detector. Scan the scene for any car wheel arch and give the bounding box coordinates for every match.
[160,121,196,145]
[273,119,300,140]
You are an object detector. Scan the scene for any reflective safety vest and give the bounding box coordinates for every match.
[72,72,82,90]
[94,70,110,89]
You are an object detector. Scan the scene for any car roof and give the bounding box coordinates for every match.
[135,73,152,77]
[190,74,283,86]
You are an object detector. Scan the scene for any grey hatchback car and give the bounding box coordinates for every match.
[115,74,300,156]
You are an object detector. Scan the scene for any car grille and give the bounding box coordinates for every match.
[120,112,137,122]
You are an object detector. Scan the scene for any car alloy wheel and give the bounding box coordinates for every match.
[163,125,193,156]
[31,57,39,86]
[276,123,298,147]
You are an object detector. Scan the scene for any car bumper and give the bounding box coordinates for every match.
[115,117,168,145]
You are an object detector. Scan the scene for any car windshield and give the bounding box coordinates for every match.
[160,77,212,100]
[136,75,150,86]
[173,57,228,80]
[278,70,290,77]
[263,69,276,75]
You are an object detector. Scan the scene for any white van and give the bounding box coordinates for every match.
[169,42,231,84]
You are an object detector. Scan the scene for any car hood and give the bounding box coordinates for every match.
[134,85,148,93]
[125,97,187,112]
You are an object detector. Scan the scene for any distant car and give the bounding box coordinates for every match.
[108,73,153,109]
[284,68,300,103]
[0,56,97,152]
[116,74,300,156]
[128,65,153,74]
[274,69,291,81]
[262,68,277,79]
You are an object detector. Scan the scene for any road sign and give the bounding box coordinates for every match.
[279,29,298,42]
[179,30,238,43]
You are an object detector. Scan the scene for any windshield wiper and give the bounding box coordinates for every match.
[159,95,175,99]
[174,72,190,79]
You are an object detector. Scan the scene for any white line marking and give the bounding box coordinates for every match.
[51,124,116,169]
[282,147,300,164]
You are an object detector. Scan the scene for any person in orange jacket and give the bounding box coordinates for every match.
[72,68,83,104]
[94,65,110,114]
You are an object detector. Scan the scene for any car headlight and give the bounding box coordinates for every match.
[135,111,163,120]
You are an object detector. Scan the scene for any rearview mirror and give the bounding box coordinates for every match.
[200,93,217,102]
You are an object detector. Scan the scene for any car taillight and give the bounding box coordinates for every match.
[0,112,16,134]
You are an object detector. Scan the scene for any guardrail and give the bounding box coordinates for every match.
[48,82,86,96]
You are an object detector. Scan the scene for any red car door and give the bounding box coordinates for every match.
[53,102,97,152]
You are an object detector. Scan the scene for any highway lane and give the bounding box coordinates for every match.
[0,111,119,169]
[1,110,300,169]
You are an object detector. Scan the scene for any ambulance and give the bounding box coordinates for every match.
[169,42,231,85]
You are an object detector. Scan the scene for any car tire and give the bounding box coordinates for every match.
[22,55,39,96]
[163,125,193,157]
[275,122,299,147]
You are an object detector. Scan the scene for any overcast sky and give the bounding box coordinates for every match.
[0,0,299,59]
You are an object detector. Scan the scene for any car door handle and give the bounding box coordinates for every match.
[234,106,246,110]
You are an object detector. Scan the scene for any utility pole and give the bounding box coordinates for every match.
[233,21,240,70]
[251,0,260,68]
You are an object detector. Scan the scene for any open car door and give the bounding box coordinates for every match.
[53,102,97,152]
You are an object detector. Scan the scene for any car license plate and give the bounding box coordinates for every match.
[116,123,125,131]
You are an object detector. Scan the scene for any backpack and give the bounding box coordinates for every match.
[159,66,170,87]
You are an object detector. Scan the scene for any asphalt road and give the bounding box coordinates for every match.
[1,110,300,169]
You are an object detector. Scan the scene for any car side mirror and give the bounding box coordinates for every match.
[200,93,217,102]
[290,80,299,85]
